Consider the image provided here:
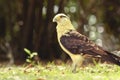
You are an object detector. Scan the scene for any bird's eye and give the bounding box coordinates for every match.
[60,15,66,18]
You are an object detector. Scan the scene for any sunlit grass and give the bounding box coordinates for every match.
[0,63,120,80]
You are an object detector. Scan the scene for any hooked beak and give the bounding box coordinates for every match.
[52,17,56,22]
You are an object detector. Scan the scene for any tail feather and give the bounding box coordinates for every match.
[105,51,120,66]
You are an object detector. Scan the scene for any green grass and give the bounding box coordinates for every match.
[0,63,120,80]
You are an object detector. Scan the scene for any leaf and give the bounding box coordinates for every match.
[24,48,31,55]
[32,52,38,55]
[30,52,38,58]
[26,59,31,63]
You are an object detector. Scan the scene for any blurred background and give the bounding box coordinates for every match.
[0,0,120,65]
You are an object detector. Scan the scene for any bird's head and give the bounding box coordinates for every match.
[53,13,70,24]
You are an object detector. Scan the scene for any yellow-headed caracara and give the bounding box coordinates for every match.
[53,13,120,73]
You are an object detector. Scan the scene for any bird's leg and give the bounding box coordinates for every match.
[72,63,77,73]
[71,54,84,73]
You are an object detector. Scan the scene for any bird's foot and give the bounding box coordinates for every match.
[72,69,78,73]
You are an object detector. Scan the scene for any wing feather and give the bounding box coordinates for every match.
[60,30,107,56]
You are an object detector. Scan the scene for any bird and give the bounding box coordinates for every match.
[53,13,120,73]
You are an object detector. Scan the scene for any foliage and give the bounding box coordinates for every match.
[24,48,38,63]
[0,63,120,80]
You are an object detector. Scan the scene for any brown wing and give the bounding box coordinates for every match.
[60,30,107,56]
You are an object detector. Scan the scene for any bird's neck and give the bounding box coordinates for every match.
[56,21,75,38]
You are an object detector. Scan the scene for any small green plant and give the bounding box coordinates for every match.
[24,48,38,63]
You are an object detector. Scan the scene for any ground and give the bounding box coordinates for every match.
[0,63,120,80]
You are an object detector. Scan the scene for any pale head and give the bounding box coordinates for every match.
[53,13,75,38]
[53,13,70,24]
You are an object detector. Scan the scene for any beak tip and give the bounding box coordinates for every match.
[52,19,55,22]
